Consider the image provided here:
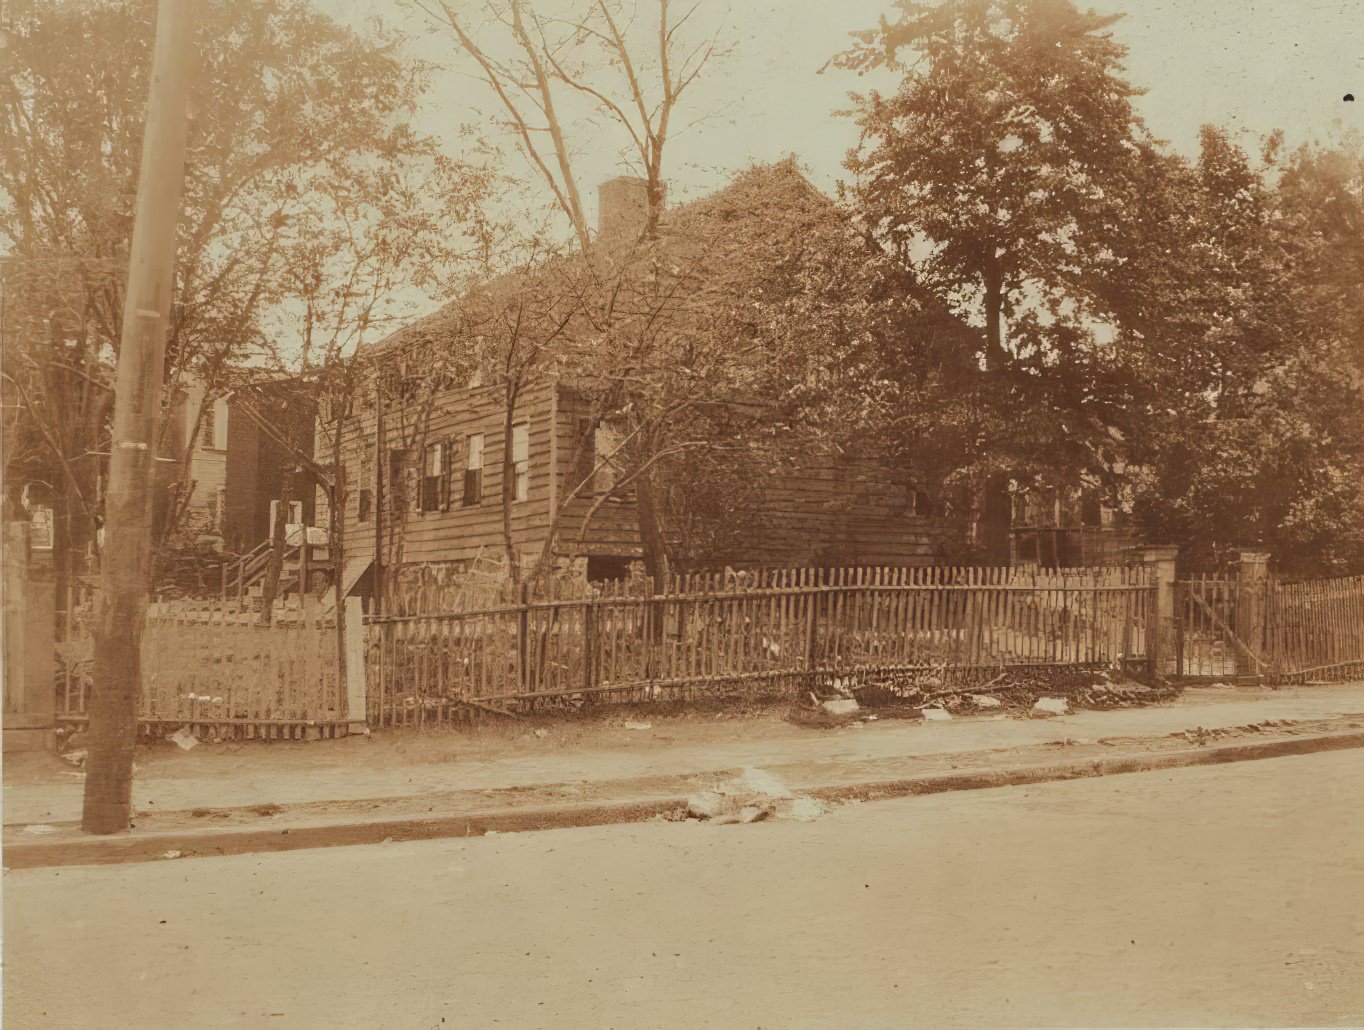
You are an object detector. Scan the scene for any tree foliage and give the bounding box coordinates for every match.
[1,0,490,596]
[1115,132,1364,573]
[826,0,1364,573]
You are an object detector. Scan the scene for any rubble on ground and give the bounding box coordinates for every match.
[681,767,825,825]
[821,698,859,716]
[1175,719,1299,746]
[789,665,1181,730]
[169,726,199,751]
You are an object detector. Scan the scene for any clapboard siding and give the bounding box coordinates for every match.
[548,389,954,568]
[319,379,957,577]
[316,379,560,569]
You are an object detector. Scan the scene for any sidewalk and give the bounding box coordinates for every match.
[6,685,1364,866]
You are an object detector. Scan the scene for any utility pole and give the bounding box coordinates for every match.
[373,380,385,616]
[82,0,197,835]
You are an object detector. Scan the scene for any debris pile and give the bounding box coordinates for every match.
[1175,719,1298,746]
[675,767,826,825]
[169,726,199,751]
[790,666,1182,728]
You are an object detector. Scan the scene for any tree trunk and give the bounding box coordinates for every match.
[983,253,1006,371]
[979,254,1012,565]
[501,382,521,591]
[979,472,1013,566]
[372,381,385,616]
[331,410,347,711]
[634,460,670,587]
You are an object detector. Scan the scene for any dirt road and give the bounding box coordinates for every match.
[6,750,1363,1029]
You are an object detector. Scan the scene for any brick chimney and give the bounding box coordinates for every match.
[597,176,664,241]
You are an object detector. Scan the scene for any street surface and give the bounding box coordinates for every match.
[6,750,1364,1029]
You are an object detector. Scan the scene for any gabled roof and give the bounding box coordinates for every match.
[362,158,981,380]
[363,160,842,362]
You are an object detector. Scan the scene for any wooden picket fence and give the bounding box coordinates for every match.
[58,599,359,739]
[1268,575,1364,681]
[365,565,1155,726]
[1176,573,1364,683]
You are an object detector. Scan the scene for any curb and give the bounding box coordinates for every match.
[7,729,1364,870]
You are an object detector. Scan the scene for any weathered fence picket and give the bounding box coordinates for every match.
[1176,572,1364,682]
[57,599,358,738]
[364,564,1155,725]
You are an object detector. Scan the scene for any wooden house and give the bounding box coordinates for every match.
[311,164,969,597]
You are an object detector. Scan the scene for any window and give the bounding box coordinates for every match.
[568,418,595,499]
[463,433,484,506]
[357,451,374,523]
[421,442,444,512]
[200,402,216,450]
[1080,491,1102,527]
[511,422,530,502]
[903,482,934,517]
[594,421,624,497]
[268,499,304,539]
[388,449,408,513]
[442,437,456,510]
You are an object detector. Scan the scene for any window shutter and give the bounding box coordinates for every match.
[412,446,424,513]
[442,437,455,510]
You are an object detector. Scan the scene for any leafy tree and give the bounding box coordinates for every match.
[414,0,730,584]
[836,0,1151,560]
[1116,131,1364,573]
[1,0,488,609]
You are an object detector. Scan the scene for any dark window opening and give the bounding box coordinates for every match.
[420,442,444,512]
[569,417,595,499]
[387,449,407,513]
[587,555,633,582]
[200,402,217,450]
[463,433,484,506]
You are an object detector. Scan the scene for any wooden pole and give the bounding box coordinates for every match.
[372,381,385,616]
[331,417,347,705]
[82,0,196,834]
[259,481,290,625]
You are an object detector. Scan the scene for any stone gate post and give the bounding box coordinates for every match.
[1138,545,1179,680]
[1235,550,1271,681]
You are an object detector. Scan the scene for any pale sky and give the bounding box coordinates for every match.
[322,0,1363,222]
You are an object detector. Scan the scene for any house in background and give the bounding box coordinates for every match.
[1010,483,1138,568]
[175,382,230,538]
[312,164,969,602]
[222,378,317,555]
[159,374,317,556]
[157,382,229,544]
